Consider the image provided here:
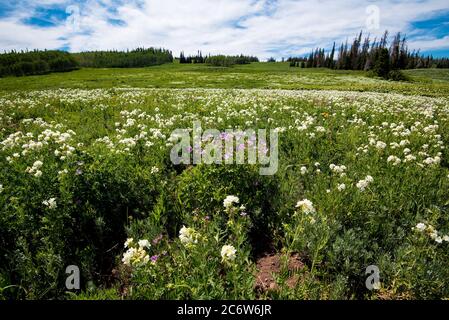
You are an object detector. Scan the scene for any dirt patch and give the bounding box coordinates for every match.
[255,252,304,292]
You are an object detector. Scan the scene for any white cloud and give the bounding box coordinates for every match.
[0,18,66,51]
[0,0,448,59]
[408,36,449,52]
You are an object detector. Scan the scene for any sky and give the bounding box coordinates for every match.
[0,0,448,60]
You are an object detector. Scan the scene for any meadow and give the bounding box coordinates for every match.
[0,63,449,299]
[1,62,449,97]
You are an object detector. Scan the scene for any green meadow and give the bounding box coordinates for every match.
[1,63,449,300]
[1,62,448,96]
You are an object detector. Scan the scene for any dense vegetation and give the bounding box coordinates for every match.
[73,48,173,68]
[179,51,259,66]
[1,87,449,300]
[205,55,259,67]
[0,48,174,77]
[0,50,79,77]
[1,63,449,97]
[289,30,449,80]
[179,51,206,64]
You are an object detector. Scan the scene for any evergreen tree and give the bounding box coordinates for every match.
[328,42,335,68]
[372,48,390,78]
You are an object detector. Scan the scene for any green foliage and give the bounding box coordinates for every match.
[387,70,410,81]
[290,30,449,77]
[205,55,236,67]
[73,48,173,68]
[1,67,449,300]
[175,165,279,250]
[123,200,255,299]
[372,48,391,79]
[205,55,259,67]
[0,63,448,97]
[0,50,78,77]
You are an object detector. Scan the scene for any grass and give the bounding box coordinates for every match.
[0,62,448,97]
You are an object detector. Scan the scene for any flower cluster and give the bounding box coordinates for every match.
[26,160,43,177]
[179,226,201,247]
[295,199,316,215]
[329,164,347,177]
[42,198,57,210]
[122,238,152,267]
[356,175,374,192]
[223,195,239,209]
[220,245,237,263]
[387,155,401,166]
[413,222,449,244]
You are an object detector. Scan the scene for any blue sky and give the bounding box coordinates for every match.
[0,0,448,59]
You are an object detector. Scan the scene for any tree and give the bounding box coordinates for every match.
[372,48,390,78]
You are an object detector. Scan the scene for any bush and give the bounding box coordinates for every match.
[387,70,410,81]
[0,147,163,298]
[205,55,258,67]
[122,195,255,299]
[205,55,236,67]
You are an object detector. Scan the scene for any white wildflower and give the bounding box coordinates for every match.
[179,225,200,246]
[124,238,134,248]
[356,180,368,191]
[356,176,373,191]
[375,141,386,150]
[138,239,151,249]
[415,223,426,232]
[151,166,159,174]
[223,195,239,208]
[221,245,237,262]
[122,247,149,267]
[42,198,57,210]
[295,199,316,214]
[387,155,401,166]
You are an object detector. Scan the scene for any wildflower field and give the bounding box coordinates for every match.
[1,64,449,299]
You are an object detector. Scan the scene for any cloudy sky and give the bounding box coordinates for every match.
[0,0,448,59]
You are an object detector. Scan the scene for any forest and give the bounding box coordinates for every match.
[0,47,173,77]
[0,50,78,77]
[72,48,173,68]
[179,51,259,66]
[288,31,449,79]
[2,32,449,79]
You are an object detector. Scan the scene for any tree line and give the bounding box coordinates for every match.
[73,48,173,68]
[0,47,173,77]
[179,51,206,64]
[0,50,79,77]
[179,51,259,66]
[288,30,449,79]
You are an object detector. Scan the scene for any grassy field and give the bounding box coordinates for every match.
[1,62,449,97]
[1,63,449,300]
